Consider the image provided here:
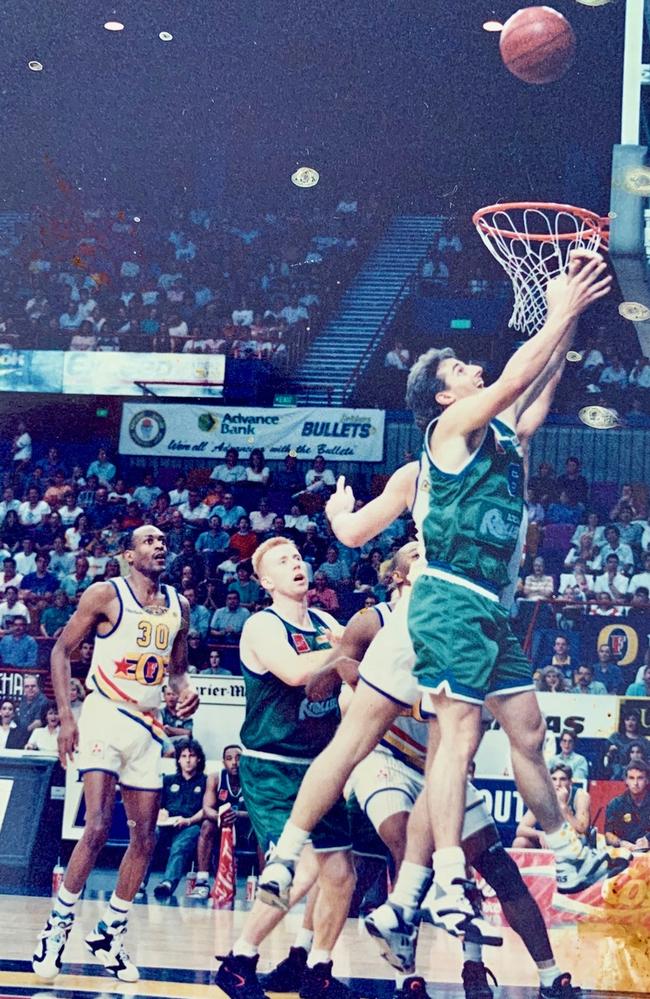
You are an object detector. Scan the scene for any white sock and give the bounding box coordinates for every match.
[307,948,331,968]
[294,927,314,951]
[395,972,412,988]
[388,861,432,919]
[196,870,209,882]
[103,892,132,929]
[53,884,80,919]
[537,961,560,987]
[233,937,259,958]
[274,821,310,863]
[432,846,466,894]
[545,822,581,859]
[463,940,483,964]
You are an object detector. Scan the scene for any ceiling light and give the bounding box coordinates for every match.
[28,60,43,71]
[482,20,504,31]
[133,216,141,223]
[159,31,173,41]
[104,20,124,31]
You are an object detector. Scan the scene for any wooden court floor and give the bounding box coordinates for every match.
[0,891,645,999]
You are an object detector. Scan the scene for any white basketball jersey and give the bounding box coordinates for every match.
[86,577,183,711]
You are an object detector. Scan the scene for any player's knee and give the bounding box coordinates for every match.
[473,842,528,902]
[512,714,546,756]
[318,850,356,894]
[82,811,112,851]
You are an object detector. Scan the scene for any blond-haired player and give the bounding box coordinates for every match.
[215,537,358,999]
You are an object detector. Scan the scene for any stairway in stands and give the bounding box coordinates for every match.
[295,214,445,406]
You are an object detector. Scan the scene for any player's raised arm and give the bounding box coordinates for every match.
[326,461,418,548]
[305,604,382,701]
[240,612,337,687]
[167,594,199,718]
[435,250,610,440]
[51,582,113,765]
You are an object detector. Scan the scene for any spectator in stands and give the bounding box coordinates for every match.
[626,664,650,697]
[520,556,554,601]
[559,558,593,601]
[581,341,604,379]
[246,448,270,485]
[605,760,650,850]
[104,558,121,580]
[250,497,276,535]
[178,489,211,530]
[68,678,85,722]
[614,505,643,551]
[77,474,100,509]
[629,357,650,393]
[317,544,352,589]
[274,453,303,495]
[183,587,211,639]
[86,447,117,487]
[58,490,84,529]
[538,635,573,677]
[599,354,628,392]
[570,664,607,696]
[304,455,336,496]
[108,478,131,506]
[132,471,162,512]
[75,639,94,678]
[534,666,568,693]
[210,448,247,484]
[593,554,629,603]
[48,536,75,580]
[212,492,246,531]
[0,584,30,632]
[16,674,47,732]
[548,730,589,783]
[546,489,583,527]
[161,685,194,741]
[15,537,37,577]
[513,764,590,848]
[384,341,411,371]
[169,539,205,588]
[25,701,60,752]
[603,709,643,776]
[11,420,32,472]
[228,563,262,611]
[18,487,50,528]
[185,630,208,673]
[625,396,650,427]
[60,554,92,603]
[0,698,27,749]
[87,540,109,580]
[591,643,624,695]
[284,505,310,535]
[0,512,21,554]
[629,553,650,594]
[210,591,250,643]
[307,571,340,613]
[64,513,92,553]
[169,475,189,508]
[528,461,557,506]
[230,516,258,561]
[153,737,207,900]
[526,484,545,526]
[36,446,66,483]
[196,515,230,575]
[39,590,71,638]
[21,552,59,606]
[0,557,23,597]
[0,617,38,667]
[43,473,69,511]
[608,741,650,781]
[0,487,20,524]
[594,526,634,575]
[556,457,589,509]
[165,510,194,555]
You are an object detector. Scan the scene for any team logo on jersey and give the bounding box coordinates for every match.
[315,633,330,646]
[298,695,338,720]
[114,653,167,686]
[219,789,229,801]
[291,633,311,653]
[90,741,105,757]
[128,409,166,448]
[506,462,522,498]
[477,504,520,547]
[143,603,169,616]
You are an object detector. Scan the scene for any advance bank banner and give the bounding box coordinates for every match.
[119,403,386,462]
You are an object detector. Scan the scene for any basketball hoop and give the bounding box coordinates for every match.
[472,201,610,336]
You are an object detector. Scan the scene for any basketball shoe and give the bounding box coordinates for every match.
[364,901,418,973]
[32,912,74,980]
[419,879,503,946]
[256,857,294,910]
[299,960,359,999]
[393,976,431,999]
[215,952,270,999]
[539,972,580,998]
[260,946,308,990]
[461,961,498,999]
[84,918,139,982]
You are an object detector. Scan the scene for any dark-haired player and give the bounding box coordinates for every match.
[33,525,198,983]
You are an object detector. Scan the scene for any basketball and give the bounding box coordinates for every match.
[499,6,576,85]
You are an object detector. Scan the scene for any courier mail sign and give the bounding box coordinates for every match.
[120,403,386,462]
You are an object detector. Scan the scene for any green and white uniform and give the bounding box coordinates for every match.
[409,416,534,704]
[239,607,351,854]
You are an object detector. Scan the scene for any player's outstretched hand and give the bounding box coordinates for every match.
[326,475,355,526]
[58,716,79,767]
[175,685,200,718]
[546,249,611,318]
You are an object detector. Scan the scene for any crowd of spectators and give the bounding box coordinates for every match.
[0,199,380,371]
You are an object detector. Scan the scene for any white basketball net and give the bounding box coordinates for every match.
[473,204,606,336]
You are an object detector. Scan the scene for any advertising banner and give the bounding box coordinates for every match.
[0,349,63,393]
[119,403,386,461]
[63,352,225,397]
[581,616,650,670]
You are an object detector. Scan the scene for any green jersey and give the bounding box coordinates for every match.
[414,416,524,593]
[240,607,339,761]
